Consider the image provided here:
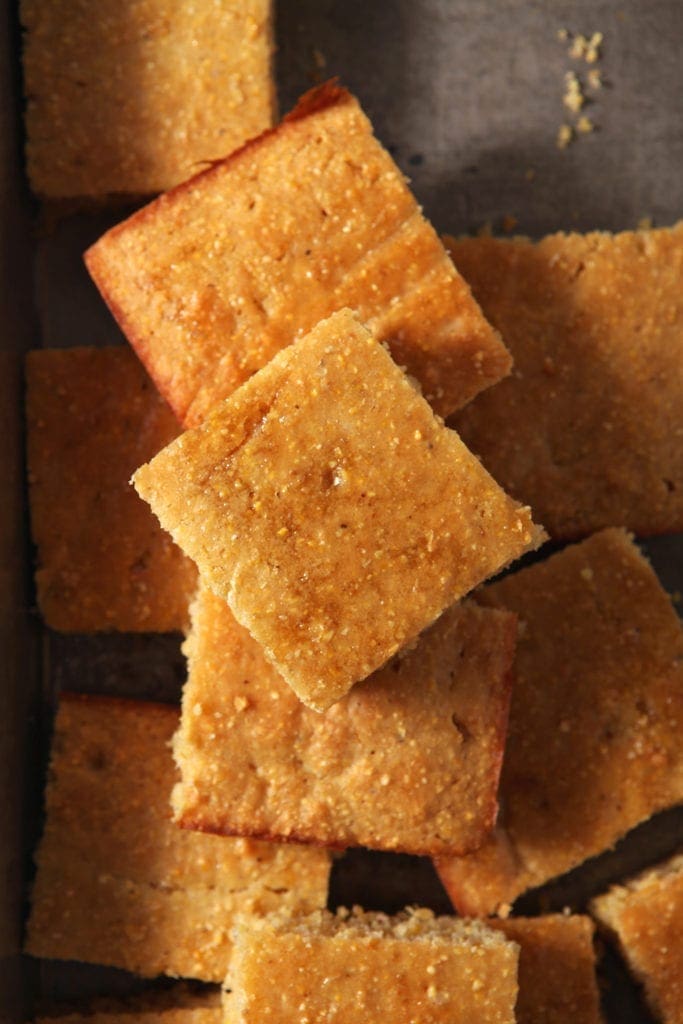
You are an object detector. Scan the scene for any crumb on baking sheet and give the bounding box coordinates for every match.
[563,71,585,113]
[568,31,603,63]
[587,68,602,90]
[576,115,594,135]
[638,216,654,230]
[556,124,574,150]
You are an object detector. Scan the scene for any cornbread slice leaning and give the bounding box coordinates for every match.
[37,1011,220,1024]
[134,309,543,711]
[591,852,683,1024]
[21,0,274,199]
[446,224,683,538]
[174,587,515,855]
[36,990,221,1024]
[85,81,511,427]
[436,528,683,915]
[25,694,330,981]
[223,909,519,1024]
[488,916,603,1024]
[26,347,197,632]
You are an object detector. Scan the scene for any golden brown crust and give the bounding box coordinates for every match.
[436,528,683,915]
[25,694,331,981]
[591,852,683,1024]
[447,226,683,538]
[225,908,520,1024]
[134,310,542,710]
[25,347,198,632]
[172,587,515,856]
[21,0,275,199]
[488,916,603,1024]
[85,82,510,426]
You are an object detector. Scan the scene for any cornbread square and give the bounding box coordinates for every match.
[436,528,683,915]
[224,909,519,1024]
[173,587,515,855]
[26,347,197,632]
[135,309,542,711]
[489,916,602,1024]
[591,852,683,1024]
[25,694,330,981]
[21,0,274,199]
[446,225,683,538]
[85,81,510,427]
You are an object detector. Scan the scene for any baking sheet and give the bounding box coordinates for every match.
[2,0,682,1020]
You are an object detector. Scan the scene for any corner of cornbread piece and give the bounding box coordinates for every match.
[224,908,519,1024]
[591,851,683,1024]
[446,223,683,538]
[24,694,330,981]
[25,347,197,632]
[21,0,274,199]
[488,915,602,1024]
[173,586,516,855]
[85,80,510,426]
[134,309,543,711]
[436,528,683,915]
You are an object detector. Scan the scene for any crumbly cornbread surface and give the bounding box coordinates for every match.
[591,853,683,1024]
[21,0,274,198]
[85,82,510,426]
[446,225,683,538]
[26,347,197,632]
[25,695,330,981]
[224,908,519,1024]
[489,916,602,1024]
[134,310,541,710]
[173,587,515,855]
[437,529,683,915]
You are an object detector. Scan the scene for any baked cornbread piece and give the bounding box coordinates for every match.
[224,908,519,1024]
[489,916,602,1024]
[591,852,683,1023]
[25,694,330,981]
[26,347,197,632]
[85,81,510,427]
[446,225,683,538]
[21,0,274,199]
[436,528,683,915]
[135,309,542,711]
[173,587,515,855]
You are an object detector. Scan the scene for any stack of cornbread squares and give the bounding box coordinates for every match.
[21,2,683,1022]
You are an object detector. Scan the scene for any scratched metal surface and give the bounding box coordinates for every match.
[3,1,681,1020]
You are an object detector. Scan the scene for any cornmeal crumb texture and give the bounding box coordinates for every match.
[174,588,515,855]
[26,347,197,633]
[224,909,519,1024]
[135,310,541,711]
[86,82,510,427]
[437,528,683,915]
[21,0,274,198]
[489,916,602,1024]
[592,852,683,1024]
[25,695,330,981]
[447,225,683,538]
